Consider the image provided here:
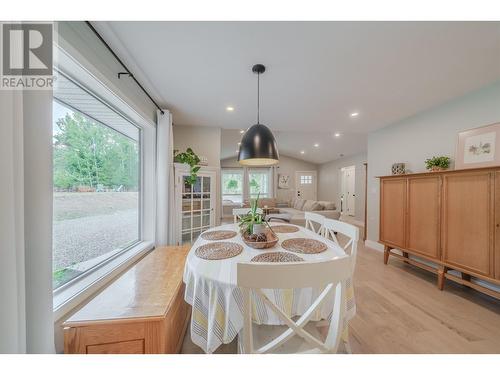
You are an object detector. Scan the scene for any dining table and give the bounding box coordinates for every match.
[183,223,356,354]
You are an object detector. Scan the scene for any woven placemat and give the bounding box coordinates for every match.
[195,242,243,260]
[270,225,300,233]
[281,238,328,254]
[251,252,304,263]
[201,230,237,241]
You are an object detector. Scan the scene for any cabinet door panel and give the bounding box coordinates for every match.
[407,176,440,259]
[495,172,500,280]
[380,178,406,248]
[86,339,145,354]
[442,172,493,276]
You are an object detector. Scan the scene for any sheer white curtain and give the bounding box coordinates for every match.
[156,109,175,245]
[0,90,55,353]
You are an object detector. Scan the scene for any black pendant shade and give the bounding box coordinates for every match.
[238,64,279,166]
[238,123,279,166]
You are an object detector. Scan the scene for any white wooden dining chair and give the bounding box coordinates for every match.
[233,207,263,223]
[304,212,325,235]
[322,219,359,271]
[237,258,351,354]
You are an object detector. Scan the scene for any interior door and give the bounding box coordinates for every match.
[177,170,216,245]
[295,171,317,201]
[341,166,356,216]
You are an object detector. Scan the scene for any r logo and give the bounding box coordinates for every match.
[2,23,52,76]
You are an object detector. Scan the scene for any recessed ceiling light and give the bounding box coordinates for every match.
[239,130,245,134]
[350,112,359,117]
[226,106,234,112]
[314,143,319,148]
[300,150,305,154]
[334,132,341,137]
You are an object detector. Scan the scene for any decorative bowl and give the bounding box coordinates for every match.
[241,230,279,250]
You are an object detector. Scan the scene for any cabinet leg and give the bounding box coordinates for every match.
[383,246,390,265]
[437,266,448,290]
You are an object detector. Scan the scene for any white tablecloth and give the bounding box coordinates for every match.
[183,223,356,353]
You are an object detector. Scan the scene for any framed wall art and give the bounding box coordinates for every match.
[278,174,290,189]
[455,122,500,169]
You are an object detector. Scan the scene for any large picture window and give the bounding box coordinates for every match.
[248,168,271,198]
[222,169,244,203]
[52,76,141,290]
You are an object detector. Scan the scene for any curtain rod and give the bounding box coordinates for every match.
[84,21,165,115]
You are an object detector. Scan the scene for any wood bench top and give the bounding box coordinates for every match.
[64,245,190,326]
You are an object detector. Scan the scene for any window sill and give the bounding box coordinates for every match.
[53,241,154,321]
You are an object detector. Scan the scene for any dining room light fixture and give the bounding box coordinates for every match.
[300,150,305,154]
[226,106,234,112]
[334,132,341,137]
[238,64,279,166]
[314,143,319,147]
[350,112,359,117]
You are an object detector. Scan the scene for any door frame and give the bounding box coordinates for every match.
[295,170,318,201]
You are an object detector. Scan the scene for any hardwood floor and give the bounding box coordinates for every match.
[181,232,500,354]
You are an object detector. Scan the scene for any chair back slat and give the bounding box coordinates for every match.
[304,212,325,235]
[323,219,359,271]
[237,257,351,289]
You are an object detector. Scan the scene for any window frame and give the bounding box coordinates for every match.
[52,46,157,321]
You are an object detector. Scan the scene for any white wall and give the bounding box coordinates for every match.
[173,125,221,168]
[367,81,500,243]
[220,154,318,203]
[318,153,367,222]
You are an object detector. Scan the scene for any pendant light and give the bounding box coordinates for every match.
[238,64,279,166]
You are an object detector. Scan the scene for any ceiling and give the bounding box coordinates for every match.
[93,21,500,164]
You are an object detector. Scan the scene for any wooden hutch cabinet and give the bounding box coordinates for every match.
[378,167,500,299]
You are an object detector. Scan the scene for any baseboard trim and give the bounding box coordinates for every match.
[364,240,384,252]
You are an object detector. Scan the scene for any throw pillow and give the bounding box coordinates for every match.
[303,200,323,211]
[318,201,335,210]
[294,199,305,210]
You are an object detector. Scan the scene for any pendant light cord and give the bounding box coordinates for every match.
[257,72,260,124]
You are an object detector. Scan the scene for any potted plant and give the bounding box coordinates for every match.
[239,193,279,249]
[425,156,451,172]
[239,193,266,235]
[173,148,201,185]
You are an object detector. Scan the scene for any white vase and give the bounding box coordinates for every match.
[252,224,266,235]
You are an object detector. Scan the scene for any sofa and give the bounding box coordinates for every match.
[277,197,340,227]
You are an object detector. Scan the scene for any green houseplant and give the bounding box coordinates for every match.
[239,193,266,235]
[173,148,201,185]
[425,156,451,172]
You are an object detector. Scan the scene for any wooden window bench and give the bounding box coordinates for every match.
[63,245,191,354]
